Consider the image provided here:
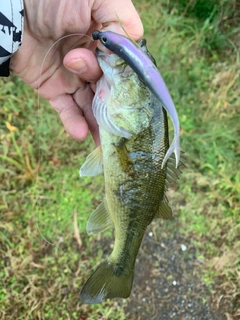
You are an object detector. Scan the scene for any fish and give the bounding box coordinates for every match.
[79,38,181,304]
[92,30,180,168]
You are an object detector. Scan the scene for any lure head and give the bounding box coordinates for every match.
[92,30,123,51]
[92,31,109,46]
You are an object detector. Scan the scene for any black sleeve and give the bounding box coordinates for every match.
[0,0,24,77]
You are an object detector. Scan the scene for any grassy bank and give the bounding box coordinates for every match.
[0,0,239,318]
[144,0,240,314]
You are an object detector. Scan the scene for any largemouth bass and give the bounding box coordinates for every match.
[79,38,181,304]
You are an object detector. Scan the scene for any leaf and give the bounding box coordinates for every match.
[6,121,18,132]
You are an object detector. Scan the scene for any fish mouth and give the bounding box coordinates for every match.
[95,48,106,59]
[96,48,133,86]
[96,48,125,69]
[95,48,116,86]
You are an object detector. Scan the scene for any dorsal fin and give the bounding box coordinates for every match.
[165,152,184,190]
[155,196,173,220]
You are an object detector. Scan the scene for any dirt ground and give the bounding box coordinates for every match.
[120,222,229,320]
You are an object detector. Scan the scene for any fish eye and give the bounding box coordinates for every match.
[101,36,108,44]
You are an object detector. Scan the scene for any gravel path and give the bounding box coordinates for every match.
[123,222,225,320]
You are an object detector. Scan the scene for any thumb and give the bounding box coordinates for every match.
[92,0,143,40]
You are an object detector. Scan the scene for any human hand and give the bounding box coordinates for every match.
[10,0,143,145]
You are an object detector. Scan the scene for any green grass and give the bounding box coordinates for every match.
[1,0,240,318]
[149,0,240,304]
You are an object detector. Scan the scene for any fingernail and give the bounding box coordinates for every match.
[66,58,87,73]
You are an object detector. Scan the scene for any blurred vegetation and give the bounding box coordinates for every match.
[0,0,239,319]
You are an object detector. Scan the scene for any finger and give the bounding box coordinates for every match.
[92,0,143,40]
[63,48,102,83]
[49,93,89,141]
[73,85,100,145]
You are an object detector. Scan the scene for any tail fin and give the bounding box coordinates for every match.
[80,260,134,304]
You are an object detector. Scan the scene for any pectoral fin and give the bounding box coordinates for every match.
[113,138,135,176]
[80,146,103,177]
[86,199,113,235]
[155,196,173,220]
